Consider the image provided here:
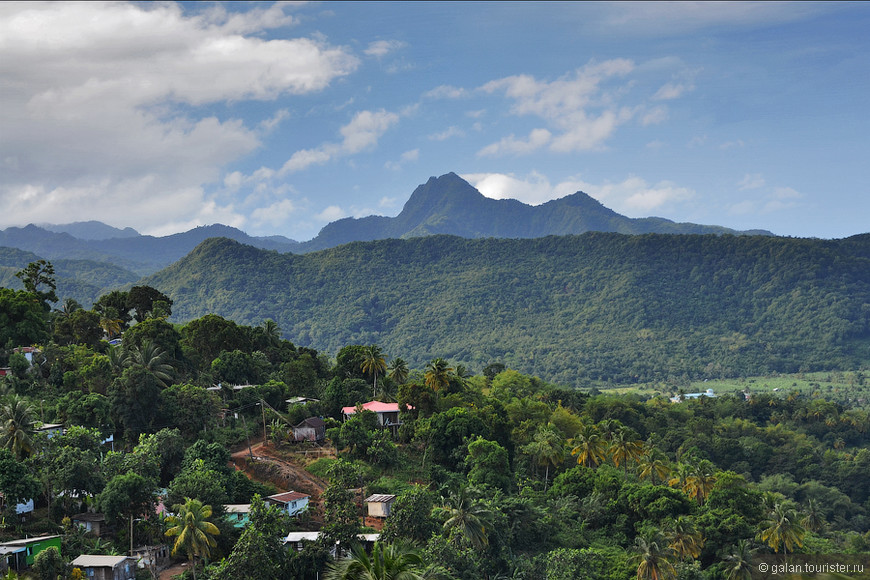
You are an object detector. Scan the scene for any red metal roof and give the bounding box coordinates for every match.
[341,401,402,415]
[268,491,309,504]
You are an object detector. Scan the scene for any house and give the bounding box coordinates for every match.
[35,423,64,439]
[265,491,310,516]
[224,504,252,528]
[364,494,396,518]
[72,512,108,537]
[131,544,170,571]
[0,494,34,521]
[670,388,716,403]
[283,532,379,555]
[71,555,137,580]
[292,417,326,442]
[0,535,62,572]
[287,396,320,406]
[341,401,409,429]
[0,368,10,377]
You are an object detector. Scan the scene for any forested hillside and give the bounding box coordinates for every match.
[146,233,870,385]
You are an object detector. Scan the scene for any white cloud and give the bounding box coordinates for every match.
[463,171,695,215]
[385,148,419,170]
[281,108,401,174]
[0,2,357,232]
[251,199,297,227]
[477,129,552,157]
[429,126,466,141]
[720,139,745,150]
[653,82,692,100]
[365,39,406,58]
[642,106,669,126]
[316,205,348,221]
[424,85,468,99]
[479,59,638,154]
[738,173,766,190]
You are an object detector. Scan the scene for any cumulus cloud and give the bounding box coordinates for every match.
[251,199,297,227]
[316,205,348,222]
[463,171,695,215]
[365,39,406,58]
[477,129,552,157]
[280,109,401,174]
[424,85,468,99]
[478,59,638,154]
[429,126,466,141]
[738,173,766,190]
[0,2,357,233]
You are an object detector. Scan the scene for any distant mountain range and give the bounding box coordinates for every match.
[1,172,776,306]
[296,172,772,251]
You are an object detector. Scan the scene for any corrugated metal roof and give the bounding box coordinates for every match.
[364,494,396,503]
[71,555,132,568]
[268,491,309,503]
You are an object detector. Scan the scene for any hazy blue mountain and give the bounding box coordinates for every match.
[0,223,300,275]
[0,246,140,306]
[297,173,773,251]
[41,221,140,240]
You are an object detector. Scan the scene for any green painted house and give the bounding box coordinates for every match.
[0,535,62,571]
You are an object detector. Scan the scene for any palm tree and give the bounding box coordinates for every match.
[757,502,806,555]
[127,340,174,387]
[437,486,492,550]
[106,345,130,374]
[522,426,565,491]
[681,459,717,505]
[723,540,755,580]
[0,395,35,459]
[325,541,442,580]
[99,316,122,339]
[164,498,220,580]
[638,448,671,485]
[361,345,387,398]
[261,319,281,347]
[609,426,644,471]
[387,358,409,385]
[665,516,704,561]
[570,423,607,469]
[632,531,677,580]
[801,498,826,533]
[424,358,453,392]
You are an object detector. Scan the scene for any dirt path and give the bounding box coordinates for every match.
[158,562,188,580]
[230,440,331,523]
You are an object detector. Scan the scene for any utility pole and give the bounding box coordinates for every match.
[261,400,267,446]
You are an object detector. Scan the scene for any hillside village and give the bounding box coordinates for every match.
[2,262,870,580]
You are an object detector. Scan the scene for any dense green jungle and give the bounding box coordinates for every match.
[1,255,869,579]
[140,232,870,386]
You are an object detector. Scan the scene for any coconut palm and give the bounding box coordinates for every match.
[260,319,281,348]
[609,426,644,471]
[0,395,35,459]
[437,486,492,550]
[757,502,806,555]
[165,498,220,580]
[665,516,704,561]
[424,358,453,392]
[387,358,409,385]
[801,498,826,533]
[570,423,607,469]
[325,541,442,580]
[681,459,717,505]
[638,448,672,485]
[632,531,677,580]
[127,340,174,387]
[522,425,565,491]
[361,345,387,398]
[106,345,130,374]
[723,540,755,580]
[99,316,122,339]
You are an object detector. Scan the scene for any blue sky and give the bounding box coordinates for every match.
[1,2,868,240]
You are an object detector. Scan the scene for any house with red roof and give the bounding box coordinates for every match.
[341,401,409,430]
[265,491,310,517]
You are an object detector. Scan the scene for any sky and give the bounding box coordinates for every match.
[1,2,868,240]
